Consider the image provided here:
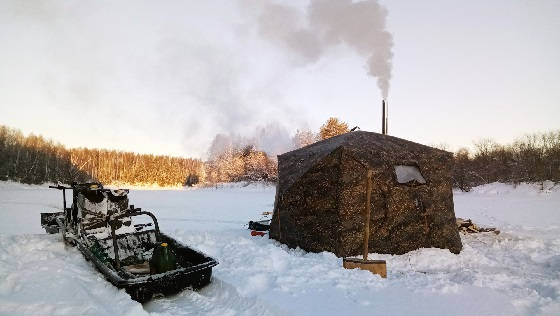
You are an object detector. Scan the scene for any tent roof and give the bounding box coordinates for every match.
[277,131,449,194]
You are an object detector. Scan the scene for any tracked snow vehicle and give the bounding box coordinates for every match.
[41,182,218,302]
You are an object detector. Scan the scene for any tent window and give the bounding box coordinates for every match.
[394,165,426,184]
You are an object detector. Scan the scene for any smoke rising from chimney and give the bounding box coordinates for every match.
[2,0,393,158]
[248,0,394,98]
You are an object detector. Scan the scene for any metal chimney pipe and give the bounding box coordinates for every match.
[381,99,387,135]
[385,99,388,135]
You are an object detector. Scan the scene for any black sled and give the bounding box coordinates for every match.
[41,182,218,302]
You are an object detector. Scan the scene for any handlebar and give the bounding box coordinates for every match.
[49,185,71,190]
[48,183,126,194]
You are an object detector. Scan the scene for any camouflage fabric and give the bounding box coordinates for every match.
[77,188,130,231]
[270,131,462,257]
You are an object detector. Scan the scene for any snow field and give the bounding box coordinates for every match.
[0,234,144,315]
[0,181,559,315]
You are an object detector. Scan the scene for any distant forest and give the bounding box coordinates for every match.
[452,131,560,191]
[1,124,558,189]
[0,125,203,186]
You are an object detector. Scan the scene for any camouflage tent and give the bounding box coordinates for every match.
[269,131,462,257]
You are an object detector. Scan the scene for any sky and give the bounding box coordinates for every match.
[1,0,559,158]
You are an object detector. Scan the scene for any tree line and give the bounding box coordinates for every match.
[204,145,278,184]
[0,125,203,186]
[453,131,560,191]
[202,117,350,184]
[0,119,350,187]
[2,123,558,188]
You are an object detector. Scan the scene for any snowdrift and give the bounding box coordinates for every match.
[0,181,559,315]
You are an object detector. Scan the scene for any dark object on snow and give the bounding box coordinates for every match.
[184,174,200,187]
[150,242,177,274]
[456,218,500,234]
[270,131,462,257]
[248,220,271,231]
[41,212,62,234]
[251,230,266,237]
[41,182,218,302]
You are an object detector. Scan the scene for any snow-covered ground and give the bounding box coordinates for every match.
[0,181,559,315]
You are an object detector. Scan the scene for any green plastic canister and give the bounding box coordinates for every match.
[150,242,177,274]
